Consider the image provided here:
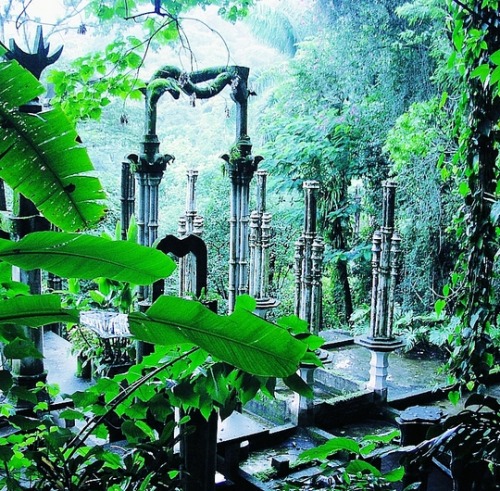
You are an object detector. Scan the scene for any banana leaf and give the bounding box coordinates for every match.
[0,55,106,231]
[129,296,307,377]
[0,295,78,327]
[0,231,176,285]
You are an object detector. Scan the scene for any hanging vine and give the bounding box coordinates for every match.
[445,0,500,396]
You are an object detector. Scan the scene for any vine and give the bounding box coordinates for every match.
[445,0,500,396]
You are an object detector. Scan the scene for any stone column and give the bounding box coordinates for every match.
[356,180,404,401]
[294,237,305,318]
[180,410,218,491]
[120,156,136,240]
[225,145,256,312]
[310,238,325,335]
[248,171,279,317]
[178,170,203,297]
[291,181,325,426]
[6,26,63,393]
[294,181,324,331]
[135,89,173,304]
[219,66,267,313]
[290,365,315,426]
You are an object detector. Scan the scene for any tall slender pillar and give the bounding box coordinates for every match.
[6,27,63,393]
[356,180,404,401]
[224,139,259,312]
[120,156,136,240]
[223,67,262,313]
[291,182,325,426]
[178,170,203,297]
[248,171,279,317]
[294,181,324,333]
[135,89,173,305]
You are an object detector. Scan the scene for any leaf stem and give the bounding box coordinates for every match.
[64,346,199,457]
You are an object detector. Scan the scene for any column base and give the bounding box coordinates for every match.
[254,298,280,318]
[354,335,404,401]
[290,365,315,427]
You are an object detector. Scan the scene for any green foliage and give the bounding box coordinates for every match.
[392,308,451,352]
[0,231,176,285]
[129,294,317,377]
[48,40,147,121]
[0,295,77,330]
[0,55,106,231]
[404,394,499,488]
[87,0,253,23]
[291,430,404,490]
[45,0,255,121]
[0,352,183,489]
[243,3,298,56]
[441,0,500,393]
[385,97,459,314]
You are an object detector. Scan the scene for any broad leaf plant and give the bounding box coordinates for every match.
[0,49,320,489]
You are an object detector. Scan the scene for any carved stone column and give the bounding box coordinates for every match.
[248,171,279,317]
[178,170,203,297]
[135,88,173,305]
[356,180,404,401]
[222,69,262,313]
[224,139,259,312]
[294,181,324,332]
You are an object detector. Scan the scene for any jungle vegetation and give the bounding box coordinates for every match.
[1,0,499,402]
[0,0,498,488]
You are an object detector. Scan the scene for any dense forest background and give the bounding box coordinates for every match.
[1,0,498,357]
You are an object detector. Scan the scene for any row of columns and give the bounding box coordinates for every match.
[6,25,405,446]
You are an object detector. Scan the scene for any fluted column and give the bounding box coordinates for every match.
[294,237,305,318]
[248,170,278,315]
[178,170,202,297]
[356,180,404,401]
[294,181,323,331]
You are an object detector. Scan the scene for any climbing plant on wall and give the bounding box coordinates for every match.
[444,0,500,395]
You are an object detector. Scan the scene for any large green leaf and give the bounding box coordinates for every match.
[0,57,106,231]
[0,231,176,285]
[129,296,307,377]
[297,437,361,464]
[0,294,78,327]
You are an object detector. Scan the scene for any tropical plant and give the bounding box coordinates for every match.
[0,52,320,489]
[403,394,499,490]
[440,0,500,395]
[0,45,106,232]
[288,430,404,490]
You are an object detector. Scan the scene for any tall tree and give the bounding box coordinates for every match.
[258,0,435,324]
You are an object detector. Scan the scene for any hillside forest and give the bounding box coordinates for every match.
[1,0,499,395]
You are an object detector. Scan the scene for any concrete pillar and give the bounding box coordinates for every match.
[294,181,324,331]
[356,180,404,401]
[120,156,136,240]
[290,365,315,426]
[180,410,218,491]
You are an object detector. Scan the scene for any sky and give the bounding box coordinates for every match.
[3,0,286,71]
